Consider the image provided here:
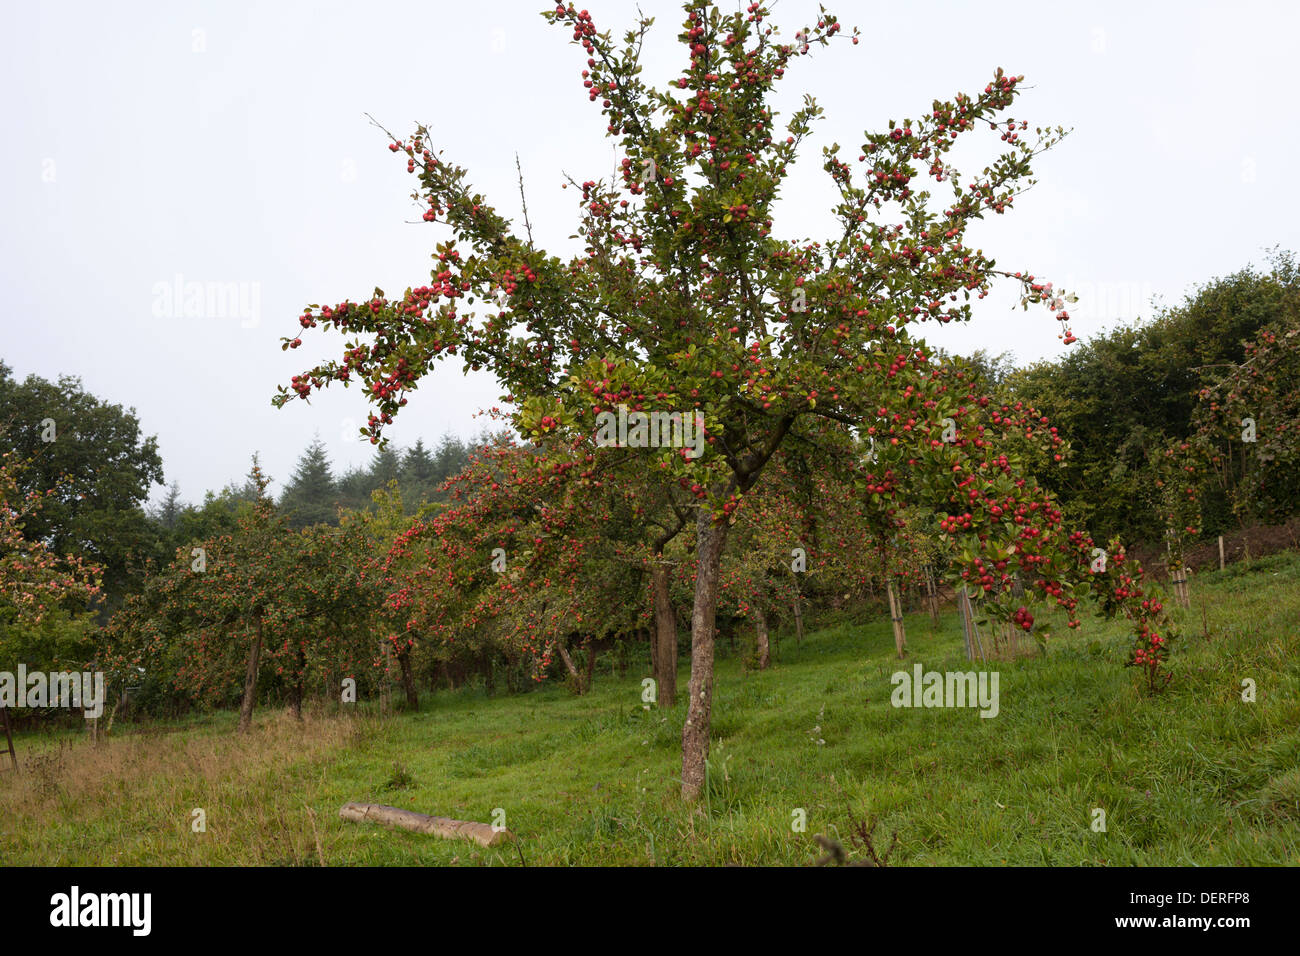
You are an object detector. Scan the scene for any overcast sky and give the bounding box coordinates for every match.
[4,0,1297,507]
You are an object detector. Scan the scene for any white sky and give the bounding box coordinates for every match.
[3,0,1297,507]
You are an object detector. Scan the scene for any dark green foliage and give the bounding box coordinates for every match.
[368,445,401,490]
[400,439,438,506]
[280,437,340,528]
[1006,250,1300,543]
[0,360,165,605]
[152,481,185,531]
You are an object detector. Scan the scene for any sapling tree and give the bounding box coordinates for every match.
[1147,439,1206,606]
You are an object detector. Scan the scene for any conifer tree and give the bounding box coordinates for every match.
[280,438,338,528]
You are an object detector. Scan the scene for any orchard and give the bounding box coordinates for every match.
[8,0,1300,884]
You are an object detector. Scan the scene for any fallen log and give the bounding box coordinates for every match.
[339,803,513,848]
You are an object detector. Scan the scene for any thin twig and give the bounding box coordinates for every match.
[515,153,534,248]
[305,805,326,867]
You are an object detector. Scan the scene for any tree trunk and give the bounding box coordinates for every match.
[379,638,393,714]
[290,643,305,721]
[790,589,805,645]
[753,605,771,670]
[237,618,263,734]
[397,646,419,710]
[650,563,678,707]
[681,512,730,802]
[583,636,598,694]
[555,639,584,695]
[2,704,18,770]
[649,622,658,679]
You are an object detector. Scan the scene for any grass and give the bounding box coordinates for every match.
[3,552,1299,865]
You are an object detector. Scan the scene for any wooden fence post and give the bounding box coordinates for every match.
[886,580,906,658]
[1,705,17,772]
[924,567,940,628]
[959,588,986,661]
[1171,568,1191,609]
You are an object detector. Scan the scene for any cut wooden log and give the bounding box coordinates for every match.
[339,803,513,848]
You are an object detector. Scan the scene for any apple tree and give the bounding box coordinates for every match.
[273,0,1164,796]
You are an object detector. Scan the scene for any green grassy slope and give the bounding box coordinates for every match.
[3,552,1298,865]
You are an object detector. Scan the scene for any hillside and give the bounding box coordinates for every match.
[4,552,1298,866]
